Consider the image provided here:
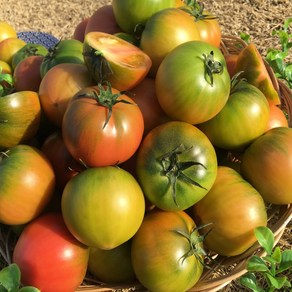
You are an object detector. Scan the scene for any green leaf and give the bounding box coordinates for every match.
[240,273,264,292]
[247,255,270,272]
[266,274,289,289]
[0,264,21,292]
[254,226,274,255]
[19,287,41,292]
[263,246,282,264]
[240,32,251,43]
[278,249,292,273]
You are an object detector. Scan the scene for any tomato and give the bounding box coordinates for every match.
[192,166,268,256]
[198,80,270,150]
[61,166,145,249]
[0,145,55,225]
[85,5,121,36]
[88,240,135,283]
[155,40,230,124]
[234,43,281,105]
[73,17,90,42]
[224,53,238,77]
[140,8,201,77]
[112,0,177,34]
[136,121,217,211]
[241,127,292,205]
[40,39,84,78]
[0,91,41,149]
[13,55,44,92]
[128,77,170,135]
[131,210,204,292]
[41,131,85,191]
[11,43,48,70]
[13,212,89,292]
[0,62,13,97]
[0,21,17,42]
[83,31,152,91]
[0,60,12,74]
[0,37,26,65]
[265,103,288,131]
[39,63,94,127]
[62,83,144,167]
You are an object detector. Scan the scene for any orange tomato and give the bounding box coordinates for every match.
[0,37,26,65]
[0,21,17,42]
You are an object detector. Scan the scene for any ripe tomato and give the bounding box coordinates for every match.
[224,53,238,77]
[0,91,41,149]
[88,240,135,284]
[265,103,288,131]
[13,212,89,292]
[192,166,268,256]
[62,84,144,167]
[73,17,90,42]
[0,145,55,225]
[39,63,94,127]
[0,21,17,42]
[128,77,170,135]
[241,127,292,205]
[198,80,270,150]
[83,31,152,91]
[85,5,121,36]
[136,121,217,211]
[140,8,201,76]
[131,210,204,292]
[155,40,230,124]
[112,0,177,34]
[0,37,26,65]
[13,55,44,92]
[61,166,145,249]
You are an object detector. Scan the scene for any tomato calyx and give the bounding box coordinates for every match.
[159,144,207,206]
[180,0,217,21]
[77,82,135,129]
[0,68,14,97]
[202,51,223,86]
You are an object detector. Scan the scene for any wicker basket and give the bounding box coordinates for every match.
[76,35,292,292]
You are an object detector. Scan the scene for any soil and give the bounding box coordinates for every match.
[0,0,291,291]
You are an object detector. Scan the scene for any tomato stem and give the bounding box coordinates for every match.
[203,51,223,86]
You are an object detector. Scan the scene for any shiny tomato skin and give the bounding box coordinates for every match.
[0,145,55,225]
[13,212,89,292]
[73,17,89,42]
[39,63,94,127]
[0,21,17,42]
[241,127,292,205]
[0,91,41,149]
[112,0,177,34]
[61,166,145,249]
[136,121,217,211]
[192,166,268,256]
[140,8,201,77]
[0,37,26,65]
[265,103,288,131]
[155,40,230,124]
[62,85,144,167]
[131,210,204,292]
[198,81,270,150]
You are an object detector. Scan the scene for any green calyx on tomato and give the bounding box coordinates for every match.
[76,82,134,129]
[181,0,216,21]
[203,51,223,85]
[0,68,14,97]
[160,144,207,206]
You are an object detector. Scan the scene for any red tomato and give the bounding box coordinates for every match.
[13,212,89,292]
[13,55,43,92]
[265,103,288,131]
[129,77,170,135]
[224,53,238,78]
[62,84,144,167]
[72,17,89,42]
[0,145,55,225]
[39,63,94,127]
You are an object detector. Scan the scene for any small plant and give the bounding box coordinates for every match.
[0,263,40,292]
[240,226,292,292]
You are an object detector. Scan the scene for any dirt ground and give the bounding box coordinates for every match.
[0,0,291,291]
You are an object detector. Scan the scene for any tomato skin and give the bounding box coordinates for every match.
[62,85,144,167]
[112,0,177,34]
[73,17,90,42]
[13,212,89,292]
[0,91,41,149]
[0,37,26,64]
[198,81,270,150]
[40,39,84,78]
[155,40,230,124]
[13,55,44,92]
[39,63,94,127]
[136,121,217,211]
[140,8,201,77]
[192,166,268,256]
[61,166,145,249]
[241,127,292,205]
[265,103,288,131]
[131,210,204,292]
[224,53,238,78]
[0,145,55,225]
[0,21,17,42]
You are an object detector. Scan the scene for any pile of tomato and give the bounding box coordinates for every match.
[0,0,291,291]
